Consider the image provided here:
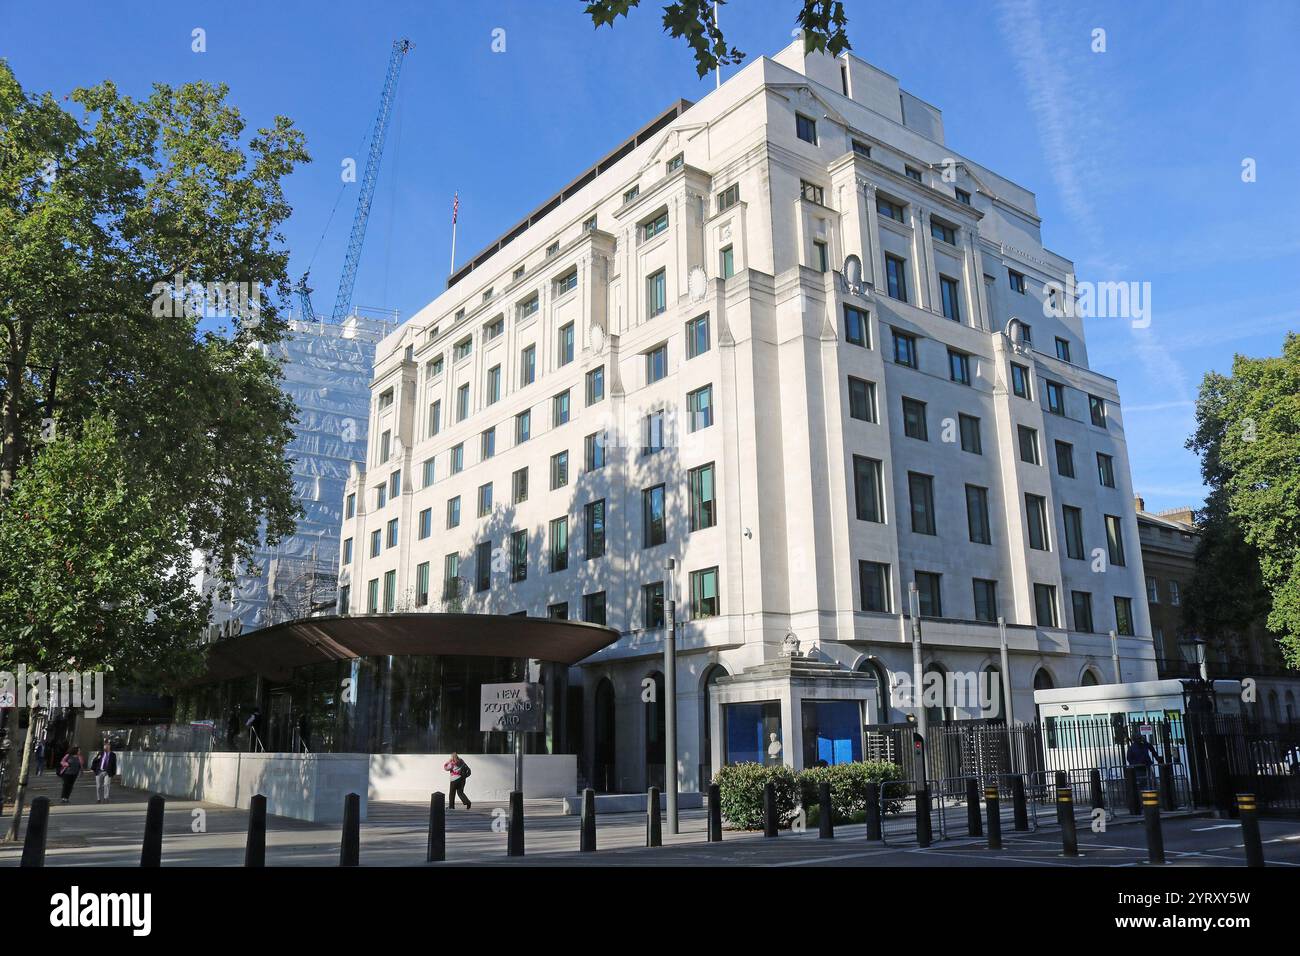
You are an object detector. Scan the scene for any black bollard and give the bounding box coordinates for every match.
[865,781,882,841]
[707,783,722,842]
[1089,769,1104,813]
[1010,775,1029,832]
[916,788,932,848]
[1058,786,1078,857]
[507,790,524,857]
[1141,790,1165,864]
[818,782,834,839]
[340,792,360,867]
[580,788,597,852]
[20,797,50,868]
[985,786,1002,850]
[762,781,778,838]
[1237,794,1264,867]
[141,794,165,867]
[245,794,267,868]
[1124,766,1141,815]
[1159,764,1177,811]
[1055,769,1069,790]
[965,777,983,837]
[646,787,662,847]
[427,792,445,863]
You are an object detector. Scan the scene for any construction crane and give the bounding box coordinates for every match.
[297,38,413,323]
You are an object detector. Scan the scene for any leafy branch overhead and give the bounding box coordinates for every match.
[584,1,851,77]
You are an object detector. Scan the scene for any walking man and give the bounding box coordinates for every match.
[91,740,118,804]
[443,752,472,809]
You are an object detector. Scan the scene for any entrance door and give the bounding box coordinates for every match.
[267,689,294,752]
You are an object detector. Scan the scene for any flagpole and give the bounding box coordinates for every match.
[714,2,722,89]
[449,192,459,275]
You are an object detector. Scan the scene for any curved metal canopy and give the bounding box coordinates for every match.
[202,613,621,682]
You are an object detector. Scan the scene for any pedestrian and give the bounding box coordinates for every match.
[1125,735,1155,790]
[91,740,118,803]
[57,746,83,804]
[443,752,472,809]
[34,737,45,776]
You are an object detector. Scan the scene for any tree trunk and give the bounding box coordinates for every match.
[1,321,30,496]
[3,708,42,843]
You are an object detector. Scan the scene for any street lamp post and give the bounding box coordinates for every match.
[664,559,679,834]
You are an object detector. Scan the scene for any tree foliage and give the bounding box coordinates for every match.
[1186,333,1300,667]
[584,0,851,77]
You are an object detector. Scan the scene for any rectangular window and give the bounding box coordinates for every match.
[1045,380,1065,415]
[584,431,606,471]
[959,414,982,455]
[720,245,735,279]
[450,443,464,475]
[442,554,460,602]
[647,269,667,317]
[1089,394,1107,428]
[476,540,492,592]
[416,562,430,607]
[955,188,971,205]
[973,579,998,623]
[843,305,869,347]
[583,591,607,626]
[908,472,936,535]
[643,582,666,628]
[520,344,536,386]
[645,343,668,383]
[966,485,991,545]
[550,450,569,489]
[915,572,942,617]
[553,389,571,426]
[456,383,470,421]
[446,496,461,529]
[885,254,908,302]
[1105,514,1126,567]
[643,484,666,547]
[686,313,710,358]
[813,240,829,272]
[585,499,606,559]
[948,349,970,385]
[486,316,504,340]
[642,410,665,455]
[421,458,435,488]
[848,377,877,422]
[1026,494,1050,551]
[905,165,923,183]
[1055,337,1071,363]
[1114,596,1134,636]
[716,183,740,212]
[1008,269,1027,293]
[556,270,578,296]
[642,211,670,243]
[376,483,387,510]
[345,492,356,519]
[1034,584,1059,627]
[517,294,540,320]
[515,409,531,444]
[379,430,391,463]
[852,140,871,158]
[1063,505,1085,560]
[1147,576,1159,603]
[343,537,353,564]
[691,567,720,619]
[876,196,905,222]
[453,336,472,362]
[1055,441,1075,479]
[687,384,713,431]
[477,482,493,517]
[1010,363,1031,399]
[418,507,432,540]
[512,467,528,503]
[931,220,957,244]
[893,330,918,368]
[1169,581,1181,606]
[902,397,928,441]
[369,529,381,558]
[689,463,716,531]
[939,275,961,322]
[429,402,441,437]
[558,322,575,365]
[795,113,818,144]
[510,530,528,583]
[366,578,379,613]
[378,388,394,411]
[586,365,605,405]
[1072,591,1094,632]
[853,456,885,523]
[487,365,501,405]
[481,427,496,460]
[388,471,401,501]
[859,561,891,612]
[1097,453,1116,488]
[383,570,396,613]
[1018,425,1040,465]
[549,517,569,572]
[338,584,350,615]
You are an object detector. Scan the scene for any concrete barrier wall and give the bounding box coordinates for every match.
[119,752,370,823]
[367,753,577,803]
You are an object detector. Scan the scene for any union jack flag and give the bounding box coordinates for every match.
[451,192,459,225]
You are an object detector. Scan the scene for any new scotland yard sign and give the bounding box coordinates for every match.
[480,682,544,733]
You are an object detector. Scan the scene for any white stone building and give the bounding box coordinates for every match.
[337,41,1157,793]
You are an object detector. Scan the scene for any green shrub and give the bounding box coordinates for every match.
[712,762,800,830]
[798,760,905,823]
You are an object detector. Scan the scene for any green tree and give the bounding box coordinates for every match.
[584,0,851,77]
[0,60,308,838]
[1187,333,1300,668]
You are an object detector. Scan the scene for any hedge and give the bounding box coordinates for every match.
[713,760,904,830]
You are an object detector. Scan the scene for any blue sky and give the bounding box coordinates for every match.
[3,0,1297,512]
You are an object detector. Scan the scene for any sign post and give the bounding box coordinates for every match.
[480,680,544,796]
